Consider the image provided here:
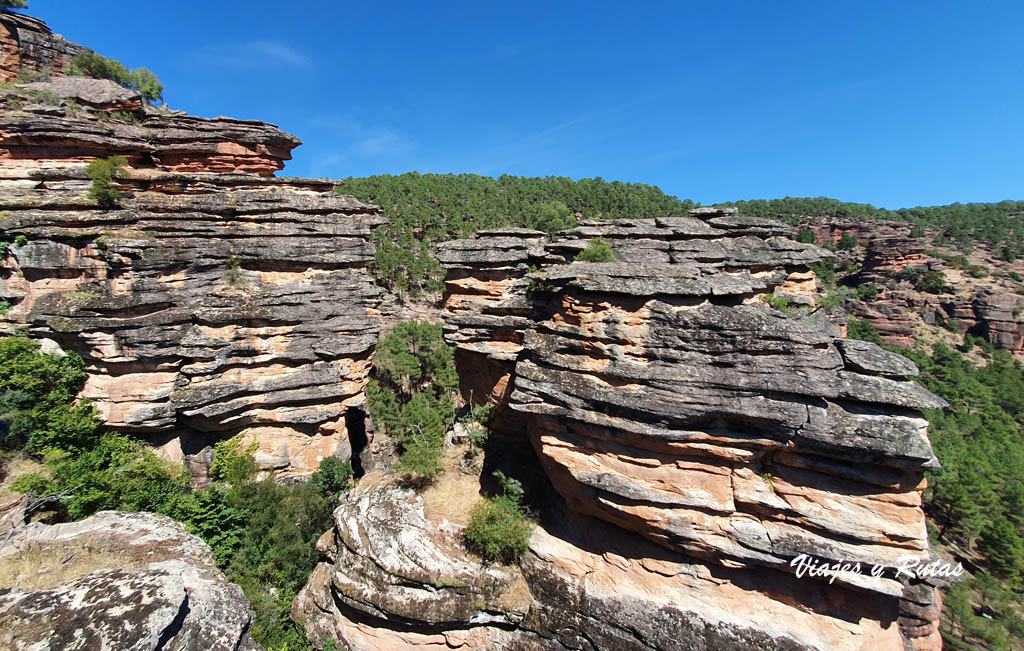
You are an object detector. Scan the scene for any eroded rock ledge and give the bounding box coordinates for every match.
[425,211,946,649]
[0,76,385,476]
[0,510,261,650]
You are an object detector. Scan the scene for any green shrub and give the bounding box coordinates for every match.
[464,495,531,563]
[65,52,163,103]
[0,335,98,452]
[0,300,10,315]
[14,234,26,247]
[836,232,858,250]
[225,258,245,287]
[797,228,817,243]
[762,292,790,314]
[854,283,879,301]
[811,258,836,289]
[0,1,28,9]
[26,88,59,105]
[847,318,884,345]
[86,156,128,208]
[574,236,615,262]
[209,433,258,485]
[308,456,352,497]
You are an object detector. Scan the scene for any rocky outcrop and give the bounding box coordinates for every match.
[294,474,533,650]
[436,210,829,422]
[859,235,931,282]
[0,76,385,477]
[0,510,261,650]
[296,474,941,651]
[429,210,947,650]
[0,10,83,84]
[0,79,301,176]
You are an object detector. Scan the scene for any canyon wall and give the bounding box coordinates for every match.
[295,211,947,650]
[0,74,385,476]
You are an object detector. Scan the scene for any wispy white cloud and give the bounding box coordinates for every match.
[189,41,311,69]
[308,116,417,174]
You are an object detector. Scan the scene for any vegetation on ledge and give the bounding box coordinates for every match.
[0,335,350,650]
[337,173,691,298]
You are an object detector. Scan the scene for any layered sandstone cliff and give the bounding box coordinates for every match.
[295,211,947,650]
[0,75,385,476]
[436,210,946,650]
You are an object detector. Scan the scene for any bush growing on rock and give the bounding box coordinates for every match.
[574,236,615,262]
[465,471,531,563]
[65,51,164,103]
[85,155,128,208]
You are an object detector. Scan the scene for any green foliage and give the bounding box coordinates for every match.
[225,257,246,287]
[308,456,352,497]
[574,236,615,263]
[0,300,10,315]
[26,88,58,105]
[0,1,28,9]
[718,197,1024,255]
[898,344,1024,578]
[811,258,836,290]
[367,321,458,479]
[86,156,128,209]
[15,433,190,520]
[336,173,691,298]
[761,292,790,314]
[797,228,817,243]
[209,433,258,485]
[896,266,948,294]
[853,283,878,301]
[14,234,26,247]
[65,52,164,103]
[836,232,859,251]
[464,494,531,563]
[0,335,98,452]
[847,318,884,345]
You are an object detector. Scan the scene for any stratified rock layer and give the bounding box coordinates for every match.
[0,510,261,650]
[431,210,946,650]
[0,76,384,476]
[0,11,83,83]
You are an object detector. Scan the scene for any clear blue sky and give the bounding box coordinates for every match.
[25,1,1024,208]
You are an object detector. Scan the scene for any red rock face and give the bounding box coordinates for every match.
[0,12,82,83]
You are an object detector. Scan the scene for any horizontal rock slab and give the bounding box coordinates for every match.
[0,511,260,650]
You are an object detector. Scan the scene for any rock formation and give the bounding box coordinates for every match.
[0,73,385,476]
[0,510,261,650]
[0,10,83,84]
[294,210,947,650]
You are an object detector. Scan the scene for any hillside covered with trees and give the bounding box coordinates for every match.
[719,197,1024,253]
[337,173,1024,298]
[335,173,691,297]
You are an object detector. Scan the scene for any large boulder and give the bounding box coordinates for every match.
[0,510,261,650]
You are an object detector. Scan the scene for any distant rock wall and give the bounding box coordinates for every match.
[0,75,385,477]
[0,10,83,83]
[434,210,947,650]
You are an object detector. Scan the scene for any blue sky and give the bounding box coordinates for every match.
[26,1,1024,208]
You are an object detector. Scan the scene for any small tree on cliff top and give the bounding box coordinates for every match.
[0,1,29,9]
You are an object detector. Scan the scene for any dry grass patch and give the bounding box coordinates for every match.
[420,443,483,527]
[0,546,131,591]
